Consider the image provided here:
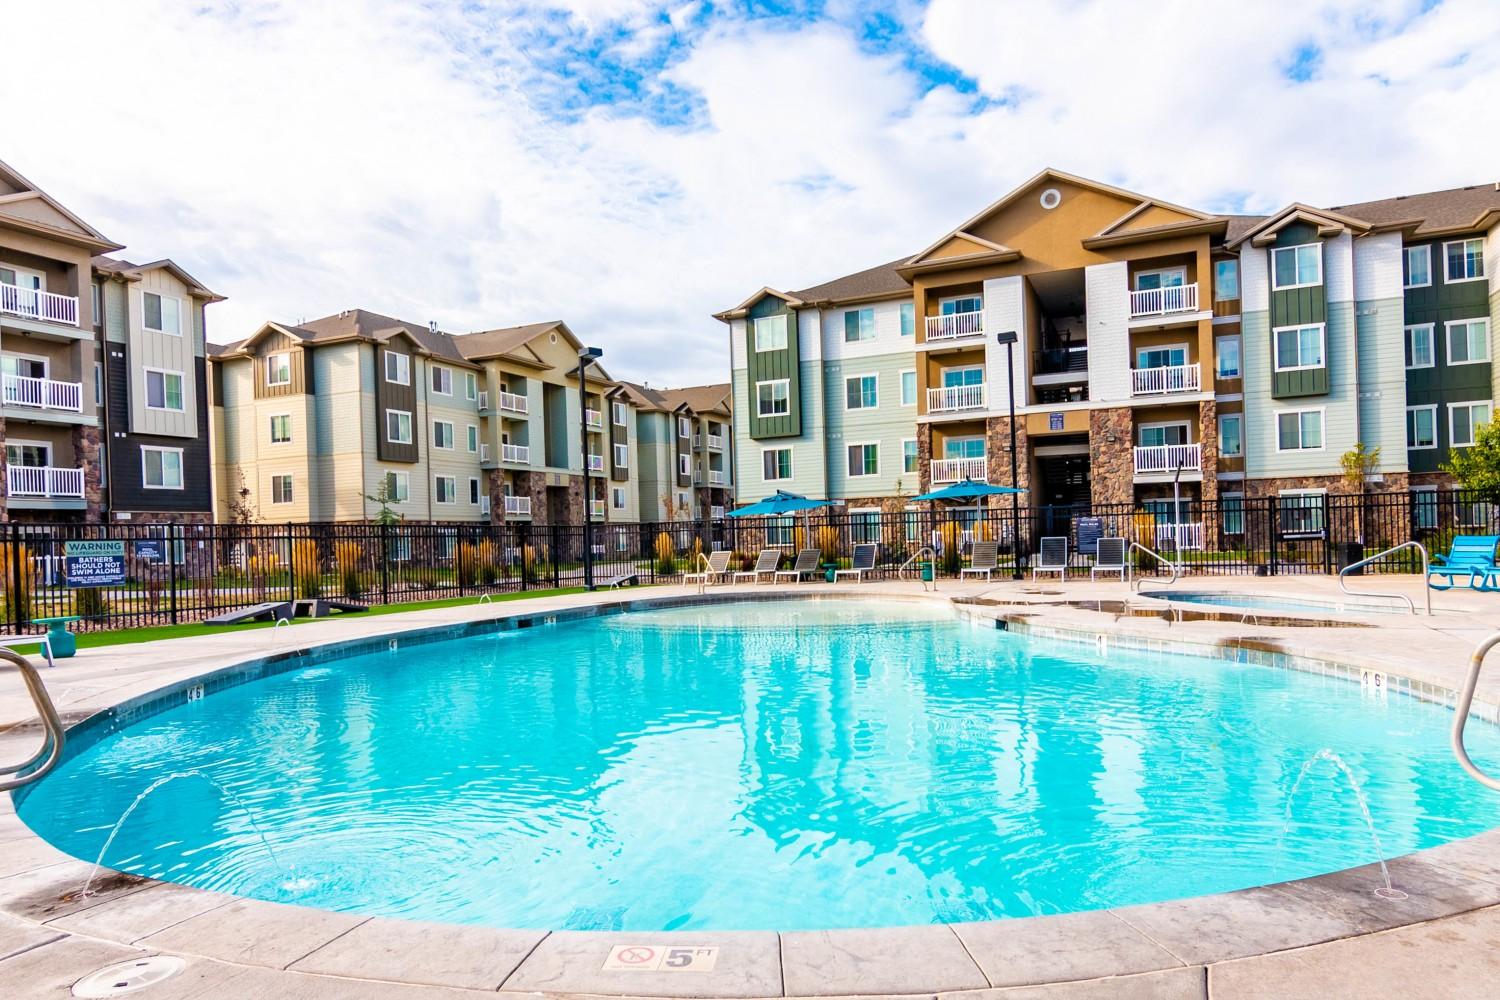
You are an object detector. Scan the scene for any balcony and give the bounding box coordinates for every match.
[707,433,725,450]
[0,286,79,327]
[479,495,491,517]
[931,457,987,483]
[1033,346,1089,376]
[479,443,492,463]
[7,465,84,498]
[501,443,529,464]
[590,499,606,518]
[925,310,984,342]
[587,453,605,472]
[499,391,527,414]
[477,390,489,411]
[2,374,83,412]
[585,408,603,430]
[707,469,726,485]
[503,495,531,517]
[1133,443,1201,475]
[1129,283,1199,319]
[927,384,986,413]
[1131,363,1201,396]
[710,505,725,519]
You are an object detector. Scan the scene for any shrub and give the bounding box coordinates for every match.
[291,539,323,598]
[334,540,364,600]
[75,586,109,619]
[939,521,961,575]
[246,552,280,596]
[814,525,840,565]
[455,542,479,588]
[474,540,499,585]
[654,532,677,575]
[0,543,35,624]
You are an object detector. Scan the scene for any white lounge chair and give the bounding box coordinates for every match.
[774,547,822,584]
[1032,536,1069,581]
[733,548,782,584]
[1091,537,1127,581]
[960,541,999,581]
[683,549,732,588]
[834,543,879,583]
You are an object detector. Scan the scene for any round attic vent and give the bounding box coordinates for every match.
[549,332,558,343]
[1039,188,1062,210]
[73,957,187,998]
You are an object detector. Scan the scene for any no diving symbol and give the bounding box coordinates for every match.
[603,944,720,972]
[618,947,655,966]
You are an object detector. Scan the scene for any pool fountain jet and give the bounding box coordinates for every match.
[1282,748,1408,901]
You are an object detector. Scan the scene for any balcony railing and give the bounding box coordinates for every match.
[1133,443,1201,474]
[585,408,603,429]
[930,457,987,483]
[477,390,489,411]
[7,465,84,498]
[1131,363,1201,396]
[479,443,492,463]
[587,453,605,472]
[708,469,726,485]
[503,495,531,516]
[479,495,491,517]
[499,391,527,414]
[590,499,606,518]
[2,374,83,412]
[1033,346,1089,375]
[706,433,725,450]
[501,443,529,463]
[710,505,725,519]
[1129,283,1199,319]
[0,286,79,327]
[925,310,984,341]
[1154,521,1205,551]
[927,383,986,413]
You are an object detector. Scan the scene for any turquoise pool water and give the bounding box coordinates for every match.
[18,600,1500,931]
[1152,590,1406,615]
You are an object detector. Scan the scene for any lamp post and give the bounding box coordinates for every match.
[996,330,1023,579]
[577,345,603,590]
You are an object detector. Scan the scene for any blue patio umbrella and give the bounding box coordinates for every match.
[908,480,1024,504]
[727,490,840,518]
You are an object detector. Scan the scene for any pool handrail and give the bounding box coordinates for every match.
[1338,540,1430,615]
[898,547,938,591]
[1128,541,1181,591]
[1452,631,1500,791]
[0,647,65,792]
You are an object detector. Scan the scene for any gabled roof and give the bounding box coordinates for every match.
[789,258,911,304]
[214,309,477,367]
[92,256,225,302]
[1329,183,1500,239]
[1226,203,1372,249]
[711,287,805,322]
[452,321,568,369]
[618,381,731,416]
[0,158,122,252]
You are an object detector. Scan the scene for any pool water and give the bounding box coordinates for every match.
[18,600,1500,931]
[1151,590,1406,615]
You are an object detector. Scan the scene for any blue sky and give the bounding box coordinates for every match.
[3,0,1495,384]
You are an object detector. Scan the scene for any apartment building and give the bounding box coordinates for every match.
[0,158,221,523]
[720,169,1499,540]
[618,382,734,520]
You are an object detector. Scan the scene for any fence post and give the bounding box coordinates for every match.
[1266,499,1279,576]
[550,523,561,589]
[285,522,296,605]
[8,525,20,634]
[168,524,180,625]
[379,523,391,604]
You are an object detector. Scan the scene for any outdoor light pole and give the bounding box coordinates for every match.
[577,345,604,590]
[996,330,1023,579]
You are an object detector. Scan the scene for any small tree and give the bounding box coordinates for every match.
[227,468,258,525]
[363,479,404,526]
[1341,442,1382,544]
[1445,420,1500,502]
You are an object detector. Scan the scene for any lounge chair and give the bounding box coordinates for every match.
[960,541,999,581]
[733,548,782,584]
[834,543,879,583]
[1092,537,1128,581]
[1428,534,1500,591]
[774,547,822,584]
[683,549,733,588]
[1032,536,1069,581]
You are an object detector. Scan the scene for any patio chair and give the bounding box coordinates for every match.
[1092,537,1128,581]
[774,547,822,584]
[1428,534,1500,591]
[834,543,879,583]
[733,548,782,584]
[959,541,999,581]
[683,549,733,588]
[1032,536,1069,581]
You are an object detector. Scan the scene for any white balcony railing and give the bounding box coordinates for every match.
[587,453,605,472]
[499,391,527,414]
[502,443,529,463]
[930,457,987,483]
[1129,283,1199,318]
[1131,363,1201,396]
[710,505,725,519]
[925,310,984,341]
[590,499,606,518]
[504,495,531,516]
[477,390,489,411]
[7,465,84,498]
[926,383,986,413]
[2,374,83,411]
[1154,522,1205,551]
[585,408,603,429]
[0,286,79,327]
[479,495,491,517]
[480,443,492,463]
[708,469,726,485]
[706,433,725,450]
[1133,443,1201,474]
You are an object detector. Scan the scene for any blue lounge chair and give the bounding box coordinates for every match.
[1428,534,1500,591]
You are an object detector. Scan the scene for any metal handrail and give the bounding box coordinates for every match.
[1128,541,1181,592]
[899,547,938,591]
[0,648,65,792]
[1338,540,1429,615]
[1453,632,1500,790]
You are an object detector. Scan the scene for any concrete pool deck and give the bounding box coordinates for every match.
[6,576,1500,998]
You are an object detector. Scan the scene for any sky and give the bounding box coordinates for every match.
[4,0,1497,385]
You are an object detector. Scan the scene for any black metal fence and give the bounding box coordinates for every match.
[0,488,1491,634]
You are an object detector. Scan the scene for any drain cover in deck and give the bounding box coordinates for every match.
[73,957,186,997]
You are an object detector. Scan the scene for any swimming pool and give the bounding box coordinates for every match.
[17,598,1500,932]
[1148,590,1408,615]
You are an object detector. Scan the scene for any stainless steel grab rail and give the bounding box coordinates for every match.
[1453,632,1500,790]
[0,647,65,792]
[899,547,938,591]
[1128,541,1181,592]
[1338,540,1429,615]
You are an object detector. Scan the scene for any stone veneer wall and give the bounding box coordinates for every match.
[984,416,1030,491]
[72,425,104,522]
[1088,408,1134,505]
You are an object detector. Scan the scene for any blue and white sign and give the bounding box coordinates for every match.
[63,540,126,587]
[134,538,164,562]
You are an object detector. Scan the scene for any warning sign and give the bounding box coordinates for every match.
[63,540,126,588]
[602,945,720,972]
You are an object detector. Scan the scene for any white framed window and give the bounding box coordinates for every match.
[432,420,454,449]
[141,446,184,489]
[1218,413,1243,457]
[270,474,293,504]
[612,401,627,425]
[1213,259,1239,301]
[678,415,692,437]
[466,424,478,452]
[612,486,627,510]
[464,371,477,400]
[1405,324,1435,369]
[434,476,456,503]
[1279,489,1326,534]
[902,438,918,474]
[677,453,692,479]
[847,442,879,477]
[844,307,875,342]
[1221,492,1245,535]
[613,442,628,467]
[756,379,789,417]
[269,414,292,443]
[1133,266,1186,291]
[1403,245,1431,288]
[1411,486,1439,530]
[900,370,916,406]
[384,471,409,502]
[939,294,983,315]
[1450,401,1493,448]
[1444,238,1485,283]
[1275,408,1325,452]
[1459,498,1495,529]
[384,351,410,385]
[762,447,792,481]
[1216,335,1241,378]
[385,408,412,444]
[5,440,48,467]
[142,291,181,335]
[469,477,481,504]
[430,365,452,394]
[849,507,881,544]
[899,302,915,337]
[1273,324,1325,371]
[1135,344,1187,369]
[1406,405,1437,449]
[1447,319,1491,365]
[266,352,291,386]
[765,516,796,546]
[753,314,789,352]
[1271,242,1322,290]
[94,361,102,406]
[845,373,877,410]
[1137,421,1190,447]
[144,368,185,411]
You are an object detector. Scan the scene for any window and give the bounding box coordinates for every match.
[900,370,917,406]
[430,366,452,394]
[612,487,627,510]
[614,443,628,467]
[142,292,181,335]
[1137,423,1189,448]
[467,424,479,452]
[1271,243,1322,289]
[940,295,982,315]
[269,414,292,443]
[5,441,48,467]
[678,416,692,437]
[765,516,796,546]
[1459,499,1494,529]
[470,478,482,504]
[899,302,915,337]
[95,361,102,406]
[844,308,875,342]
[144,369,184,411]
[1404,245,1431,288]
[849,508,880,544]
[902,439,918,474]
[942,366,984,388]
[384,351,410,385]
[678,453,691,477]
[1445,238,1485,283]
[1411,487,1439,530]
[384,471,409,502]
[904,511,923,543]
[762,448,792,481]
[1213,259,1239,301]
[756,379,789,417]
[943,437,986,460]
[845,374,877,410]
[434,476,456,503]
[1218,414,1243,457]
[1405,324,1435,369]
[847,443,879,477]
[1136,345,1186,369]
[1133,266,1185,291]
[1279,490,1326,534]
[1276,409,1324,451]
[1221,492,1245,535]
[98,439,106,488]
[612,401,627,425]
[386,408,412,444]
[432,420,454,449]
[141,447,183,489]
[270,474,293,504]
[464,371,477,400]
[1447,319,1491,365]
[1450,401,1493,448]
[1273,324,1324,371]
[266,352,291,386]
[1406,405,1437,449]
[1216,335,1241,378]
[753,314,788,351]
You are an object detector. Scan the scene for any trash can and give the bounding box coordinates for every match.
[920,560,933,582]
[1338,542,1365,573]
